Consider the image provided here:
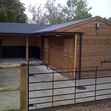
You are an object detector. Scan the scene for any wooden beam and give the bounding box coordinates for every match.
[74,34,78,78]
[26,36,29,62]
[0,64,20,69]
[78,34,83,79]
[0,86,20,92]
[20,63,28,111]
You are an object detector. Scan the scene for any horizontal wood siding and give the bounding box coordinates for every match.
[1,35,41,58]
[49,37,64,69]
[2,36,40,47]
[43,36,78,78]
[56,17,111,78]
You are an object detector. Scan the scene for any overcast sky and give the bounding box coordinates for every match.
[21,0,111,19]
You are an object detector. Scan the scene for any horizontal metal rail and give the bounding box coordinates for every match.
[29,92,111,106]
[28,61,111,110]
[29,83,94,92]
[29,80,111,85]
[29,88,111,100]
[29,68,111,75]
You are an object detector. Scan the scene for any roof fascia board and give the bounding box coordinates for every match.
[31,32,83,36]
[0,32,29,35]
[56,16,111,32]
[56,16,98,32]
[98,16,111,26]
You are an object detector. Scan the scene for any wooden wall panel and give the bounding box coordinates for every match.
[2,36,40,47]
[43,38,49,64]
[50,37,64,69]
[80,22,111,77]
[66,19,111,77]
[81,70,111,78]
[43,17,111,78]
[1,36,41,59]
[2,36,26,46]
[43,36,76,78]
[29,37,41,47]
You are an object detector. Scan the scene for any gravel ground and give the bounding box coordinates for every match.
[37,100,111,111]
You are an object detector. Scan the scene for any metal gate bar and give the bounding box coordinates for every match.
[28,60,111,110]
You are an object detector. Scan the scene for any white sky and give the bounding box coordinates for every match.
[20,0,111,19]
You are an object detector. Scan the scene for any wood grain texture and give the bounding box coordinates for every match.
[20,64,28,111]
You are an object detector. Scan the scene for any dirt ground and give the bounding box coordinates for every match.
[38,100,111,111]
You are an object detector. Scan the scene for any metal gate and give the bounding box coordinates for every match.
[28,60,111,110]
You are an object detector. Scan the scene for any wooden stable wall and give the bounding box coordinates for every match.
[42,17,111,78]
[57,16,111,78]
[1,35,41,58]
[43,37,74,78]
[42,35,81,78]
[2,35,40,47]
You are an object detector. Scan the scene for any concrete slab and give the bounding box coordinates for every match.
[0,68,20,110]
[0,58,26,64]
[0,58,38,110]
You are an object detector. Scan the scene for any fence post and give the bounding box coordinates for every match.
[52,69,54,107]
[74,67,77,104]
[95,66,97,101]
[20,63,28,111]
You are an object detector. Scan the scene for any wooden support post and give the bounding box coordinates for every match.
[74,34,78,78]
[78,34,82,79]
[26,36,29,62]
[20,63,28,111]
[40,38,44,60]
[0,36,2,58]
[48,37,50,65]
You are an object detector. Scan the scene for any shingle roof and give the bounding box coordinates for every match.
[0,18,88,34]
[35,19,84,33]
[0,23,51,34]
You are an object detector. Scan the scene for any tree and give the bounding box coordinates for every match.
[29,0,64,24]
[29,5,46,24]
[29,0,92,24]
[0,0,27,23]
[44,0,64,24]
[62,0,92,21]
[108,17,111,22]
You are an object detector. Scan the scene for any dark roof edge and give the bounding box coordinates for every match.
[0,32,29,35]
[31,31,84,35]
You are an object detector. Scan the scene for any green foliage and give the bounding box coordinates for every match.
[44,0,65,24]
[62,0,92,21]
[0,0,27,23]
[29,5,46,24]
[29,0,64,24]
[108,17,111,22]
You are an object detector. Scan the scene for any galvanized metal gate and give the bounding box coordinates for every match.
[28,60,111,110]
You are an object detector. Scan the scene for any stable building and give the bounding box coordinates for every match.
[0,23,51,59]
[0,16,111,78]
